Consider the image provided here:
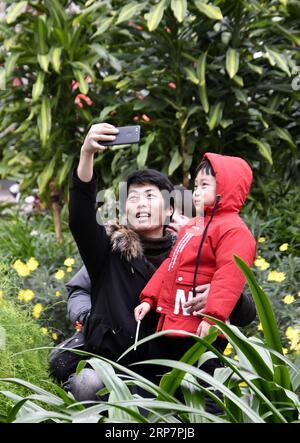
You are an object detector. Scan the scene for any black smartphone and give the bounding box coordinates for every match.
[101,125,141,146]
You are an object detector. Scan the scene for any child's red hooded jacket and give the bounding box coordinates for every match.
[140,153,256,335]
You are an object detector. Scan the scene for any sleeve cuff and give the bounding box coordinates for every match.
[141,297,155,310]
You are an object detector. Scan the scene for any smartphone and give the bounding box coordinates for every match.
[101,125,141,146]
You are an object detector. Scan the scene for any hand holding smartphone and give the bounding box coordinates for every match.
[100,125,141,146]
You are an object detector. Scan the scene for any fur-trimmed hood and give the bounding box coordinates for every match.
[105,220,144,261]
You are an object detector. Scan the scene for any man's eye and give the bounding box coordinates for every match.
[129,195,137,201]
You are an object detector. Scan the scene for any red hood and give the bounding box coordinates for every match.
[203,153,253,213]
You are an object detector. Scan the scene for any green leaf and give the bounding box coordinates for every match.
[147,0,168,32]
[6,1,28,24]
[45,0,67,28]
[184,67,199,85]
[37,156,57,195]
[168,149,183,175]
[197,51,207,86]
[36,16,48,55]
[208,102,223,130]
[247,136,273,165]
[226,48,239,79]
[142,359,265,423]
[137,133,155,168]
[265,47,291,76]
[98,105,119,121]
[197,52,209,113]
[71,62,95,81]
[37,97,52,146]
[159,330,219,398]
[273,125,296,150]
[32,72,45,102]
[92,17,114,38]
[73,70,88,95]
[232,75,244,87]
[170,0,187,23]
[5,53,20,77]
[194,0,223,20]
[57,155,75,188]
[51,47,62,73]
[37,54,50,73]
[116,2,147,25]
[234,256,284,365]
[181,106,201,129]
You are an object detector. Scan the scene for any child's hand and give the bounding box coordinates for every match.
[196,320,211,338]
[134,302,151,321]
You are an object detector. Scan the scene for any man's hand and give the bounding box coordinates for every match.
[81,122,119,155]
[134,302,151,321]
[196,320,211,338]
[184,283,210,315]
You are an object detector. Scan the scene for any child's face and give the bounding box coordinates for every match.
[193,170,217,212]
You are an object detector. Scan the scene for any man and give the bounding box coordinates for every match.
[50,122,256,401]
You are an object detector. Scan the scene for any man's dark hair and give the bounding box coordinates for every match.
[126,169,174,209]
[195,159,215,177]
[126,168,174,193]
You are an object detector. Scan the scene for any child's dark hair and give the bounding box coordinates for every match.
[195,159,215,177]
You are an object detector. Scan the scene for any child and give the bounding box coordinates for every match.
[134,153,256,395]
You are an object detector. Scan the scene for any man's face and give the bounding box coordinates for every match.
[193,170,216,212]
[125,183,173,236]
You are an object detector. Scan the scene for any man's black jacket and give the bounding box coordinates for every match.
[69,170,256,363]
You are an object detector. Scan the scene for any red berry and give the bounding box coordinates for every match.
[168,81,176,89]
[142,114,151,122]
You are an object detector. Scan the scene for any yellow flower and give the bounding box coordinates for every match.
[64,258,75,267]
[234,355,239,361]
[279,243,289,252]
[267,270,286,282]
[66,267,73,273]
[55,269,65,280]
[32,303,43,319]
[285,327,300,351]
[254,256,270,271]
[285,326,294,339]
[52,332,58,341]
[18,289,35,303]
[282,295,295,305]
[12,259,30,277]
[40,327,48,335]
[27,257,39,271]
[258,237,266,243]
[239,381,248,388]
[257,322,263,331]
[282,348,288,355]
[298,292,300,298]
[223,343,232,356]
[55,290,61,297]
